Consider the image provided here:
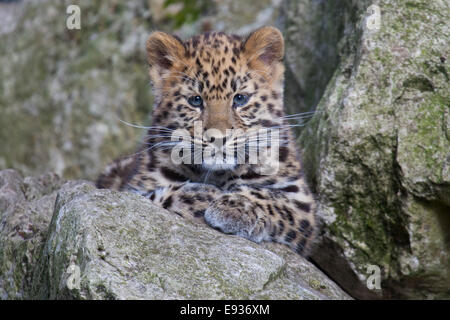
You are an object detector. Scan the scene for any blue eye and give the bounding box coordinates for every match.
[188,95,203,108]
[233,94,249,107]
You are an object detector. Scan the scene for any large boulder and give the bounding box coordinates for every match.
[298,0,450,299]
[0,170,350,300]
[31,181,350,300]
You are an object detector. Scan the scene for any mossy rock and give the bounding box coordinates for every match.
[0,0,154,179]
[298,0,450,299]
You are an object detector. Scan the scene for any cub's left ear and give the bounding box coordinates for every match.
[243,26,284,67]
[146,31,186,71]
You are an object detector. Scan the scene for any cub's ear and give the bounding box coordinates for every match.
[146,31,185,70]
[243,26,284,67]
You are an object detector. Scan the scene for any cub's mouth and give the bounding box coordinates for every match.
[178,152,239,172]
[168,126,281,173]
[201,155,238,171]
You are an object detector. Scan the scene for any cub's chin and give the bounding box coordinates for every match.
[201,156,237,171]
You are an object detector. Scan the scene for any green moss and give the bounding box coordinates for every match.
[95,282,117,300]
[262,264,286,291]
[403,76,434,92]
[405,2,430,11]
[163,0,214,28]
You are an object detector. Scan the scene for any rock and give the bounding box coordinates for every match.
[0,169,350,299]
[298,0,450,299]
[0,0,154,179]
[159,0,284,36]
[201,0,283,36]
[29,179,350,300]
[0,169,63,299]
[281,0,371,114]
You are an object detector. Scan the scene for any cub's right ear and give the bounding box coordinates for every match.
[146,31,186,71]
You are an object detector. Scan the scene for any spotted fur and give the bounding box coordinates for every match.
[96,27,318,256]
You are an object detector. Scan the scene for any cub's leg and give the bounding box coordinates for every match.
[96,155,138,190]
[150,182,222,221]
[204,184,317,256]
[149,183,270,241]
[153,181,316,256]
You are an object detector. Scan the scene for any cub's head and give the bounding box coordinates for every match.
[146,27,287,173]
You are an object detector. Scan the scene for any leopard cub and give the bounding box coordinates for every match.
[97,26,317,256]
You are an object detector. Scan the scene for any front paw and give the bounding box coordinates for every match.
[150,182,222,218]
[204,194,269,243]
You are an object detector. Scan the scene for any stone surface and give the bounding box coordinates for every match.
[0,0,154,179]
[0,169,63,299]
[163,0,284,36]
[0,169,350,300]
[282,1,370,115]
[298,0,450,299]
[29,179,350,300]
